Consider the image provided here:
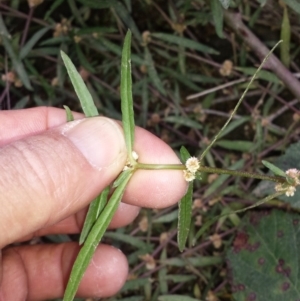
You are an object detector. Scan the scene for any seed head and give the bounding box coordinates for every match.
[185,157,200,173]
[286,186,296,197]
[286,168,300,185]
[275,183,297,197]
[183,170,195,182]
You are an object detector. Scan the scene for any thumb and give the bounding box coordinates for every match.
[0,117,127,248]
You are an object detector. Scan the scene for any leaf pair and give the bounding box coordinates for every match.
[61,30,135,301]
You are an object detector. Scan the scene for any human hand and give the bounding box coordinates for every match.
[0,107,187,301]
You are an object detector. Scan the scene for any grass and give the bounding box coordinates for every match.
[1,0,300,300]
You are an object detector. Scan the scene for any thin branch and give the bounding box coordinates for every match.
[20,7,34,47]
[224,11,300,101]
[186,77,249,100]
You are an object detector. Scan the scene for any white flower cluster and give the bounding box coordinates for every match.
[286,168,300,185]
[183,157,200,182]
[275,168,300,197]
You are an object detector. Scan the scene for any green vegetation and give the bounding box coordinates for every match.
[1,1,300,300]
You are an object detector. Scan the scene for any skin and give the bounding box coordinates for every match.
[0,107,187,301]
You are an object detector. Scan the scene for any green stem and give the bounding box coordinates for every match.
[199,166,285,183]
[135,163,185,170]
[135,163,285,184]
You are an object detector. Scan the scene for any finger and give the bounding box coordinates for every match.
[0,107,83,146]
[0,116,127,248]
[43,202,141,234]
[0,109,187,247]
[20,202,140,239]
[1,243,128,301]
[123,126,188,208]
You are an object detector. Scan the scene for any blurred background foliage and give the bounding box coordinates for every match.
[1,0,300,300]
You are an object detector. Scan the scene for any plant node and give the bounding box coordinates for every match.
[123,151,139,171]
[275,168,300,197]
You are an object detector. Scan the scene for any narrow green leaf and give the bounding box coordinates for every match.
[151,33,219,55]
[193,216,219,245]
[44,0,64,20]
[98,38,144,65]
[67,0,85,26]
[261,160,286,177]
[13,96,29,109]
[75,44,96,73]
[141,76,149,127]
[121,30,135,159]
[145,46,166,96]
[29,47,60,56]
[158,248,168,294]
[218,0,231,9]
[60,51,98,117]
[161,67,203,91]
[257,0,267,6]
[164,116,203,130]
[121,278,152,293]
[178,182,193,252]
[178,147,193,252]
[79,186,110,245]
[180,146,191,162]
[153,210,178,223]
[178,43,186,74]
[0,15,32,90]
[63,105,74,122]
[40,36,70,46]
[104,231,148,249]
[24,59,54,99]
[282,0,300,15]
[161,256,222,267]
[162,275,196,283]
[280,5,291,67]
[215,140,254,152]
[218,117,250,139]
[113,170,132,188]
[19,27,50,59]
[63,171,132,301]
[236,67,280,84]
[225,192,284,215]
[113,1,142,41]
[211,0,224,38]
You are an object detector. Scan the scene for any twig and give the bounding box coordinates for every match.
[224,11,300,101]
[20,7,34,47]
[186,77,249,100]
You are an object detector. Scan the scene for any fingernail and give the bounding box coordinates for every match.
[62,117,126,170]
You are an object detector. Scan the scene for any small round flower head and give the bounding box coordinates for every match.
[286,168,299,177]
[275,183,297,197]
[286,186,296,197]
[286,168,300,185]
[185,157,200,173]
[275,183,285,192]
[183,170,195,182]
